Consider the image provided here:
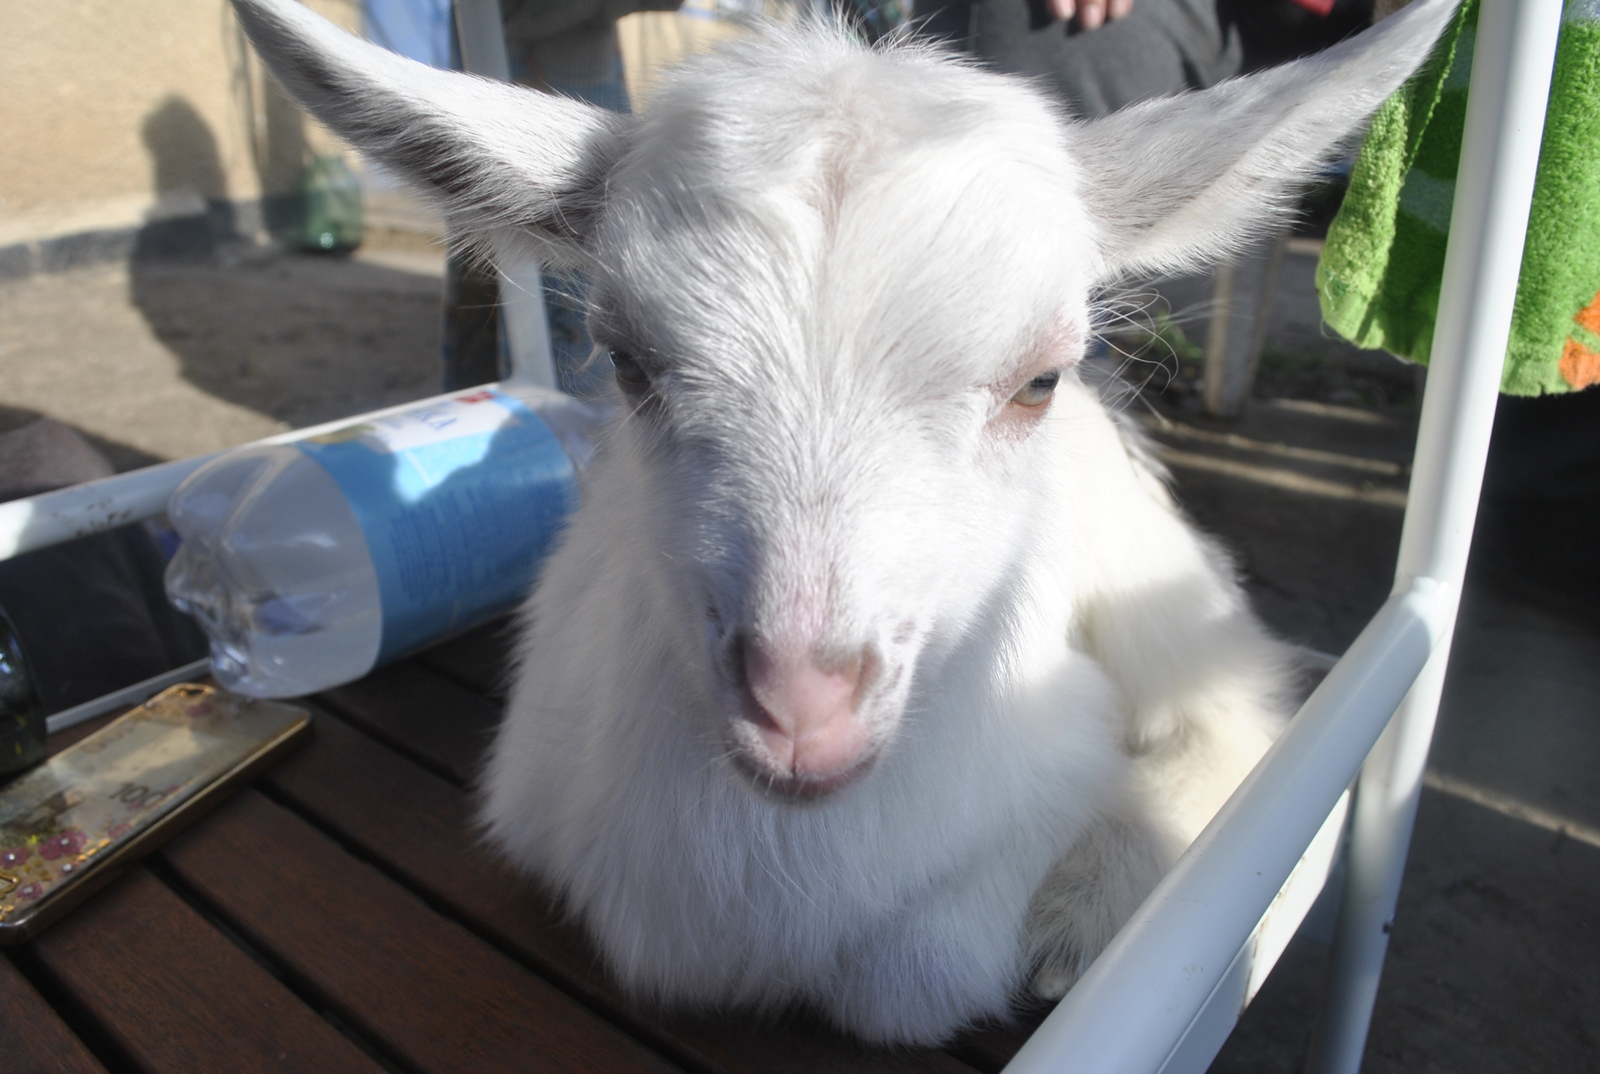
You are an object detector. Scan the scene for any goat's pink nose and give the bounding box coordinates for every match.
[743,641,872,779]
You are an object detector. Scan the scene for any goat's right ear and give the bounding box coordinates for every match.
[1071,0,1459,280]
[231,0,628,268]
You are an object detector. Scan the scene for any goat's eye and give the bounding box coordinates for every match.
[1011,370,1061,408]
[610,349,650,394]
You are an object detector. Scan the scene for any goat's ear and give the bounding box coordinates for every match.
[1072,0,1459,279]
[231,0,627,268]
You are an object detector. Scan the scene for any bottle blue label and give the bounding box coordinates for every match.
[296,389,575,663]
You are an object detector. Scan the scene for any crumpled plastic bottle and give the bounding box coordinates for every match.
[166,383,605,698]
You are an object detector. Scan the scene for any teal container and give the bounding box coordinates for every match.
[299,154,363,253]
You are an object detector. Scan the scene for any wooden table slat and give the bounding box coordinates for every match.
[315,662,501,785]
[158,788,682,1074]
[413,617,517,698]
[262,704,982,1074]
[27,868,383,1074]
[30,658,1011,1072]
[0,951,110,1074]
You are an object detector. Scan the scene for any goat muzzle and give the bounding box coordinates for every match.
[731,637,879,796]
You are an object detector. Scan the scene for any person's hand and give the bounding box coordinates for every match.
[1048,0,1134,29]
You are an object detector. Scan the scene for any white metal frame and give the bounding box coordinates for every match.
[454,0,561,390]
[0,0,1563,1067]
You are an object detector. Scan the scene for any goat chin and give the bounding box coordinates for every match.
[226,0,1456,1044]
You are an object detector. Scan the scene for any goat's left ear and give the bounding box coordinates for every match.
[1072,0,1459,279]
[232,0,628,269]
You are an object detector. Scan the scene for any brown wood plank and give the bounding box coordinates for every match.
[262,707,980,1074]
[414,615,517,697]
[27,868,381,1074]
[267,709,594,982]
[159,788,682,1074]
[0,951,109,1074]
[314,661,499,784]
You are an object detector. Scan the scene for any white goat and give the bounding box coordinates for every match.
[234,0,1455,1045]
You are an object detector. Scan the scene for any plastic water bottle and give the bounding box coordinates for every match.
[165,383,605,698]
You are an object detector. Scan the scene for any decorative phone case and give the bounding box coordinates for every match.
[0,683,309,942]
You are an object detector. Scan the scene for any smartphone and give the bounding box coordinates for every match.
[0,684,310,943]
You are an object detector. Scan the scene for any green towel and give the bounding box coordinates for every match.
[1318,0,1600,395]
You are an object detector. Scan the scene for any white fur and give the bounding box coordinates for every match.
[232,0,1457,1044]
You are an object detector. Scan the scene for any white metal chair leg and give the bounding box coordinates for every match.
[1305,0,1565,1068]
[1305,648,1451,1072]
[499,258,559,389]
[452,0,561,391]
[453,0,511,81]
[1203,228,1290,419]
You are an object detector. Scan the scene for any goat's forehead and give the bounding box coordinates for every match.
[589,35,1095,392]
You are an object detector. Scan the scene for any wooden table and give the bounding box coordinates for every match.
[3,619,1043,1074]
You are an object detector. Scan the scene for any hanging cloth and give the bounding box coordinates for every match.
[1317,0,1600,394]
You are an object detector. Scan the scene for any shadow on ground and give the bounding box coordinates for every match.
[1144,395,1415,654]
[126,93,444,434]
[126,251,444,433]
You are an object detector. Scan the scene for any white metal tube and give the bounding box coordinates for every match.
[452,0,511,81]
[1304,646,1452,1072]
[450,0,559,390]
[1001,581,1448,1074]
[0,455,220,561]
[499,258,559,389]
[1306,0,1564,1069]
[1392,0,1565,601]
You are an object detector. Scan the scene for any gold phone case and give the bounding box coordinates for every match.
[0,684,309,943]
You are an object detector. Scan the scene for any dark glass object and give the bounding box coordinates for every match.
[0,606,45,778]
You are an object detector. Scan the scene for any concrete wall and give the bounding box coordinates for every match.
[0,1,756,266]
[0,0,360,249]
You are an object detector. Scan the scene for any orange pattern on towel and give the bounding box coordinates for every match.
[1577,291,1600,338]
[1560,337,1600,390]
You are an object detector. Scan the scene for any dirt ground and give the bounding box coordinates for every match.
[0,238,1596,1071]
[0,245,446,463]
